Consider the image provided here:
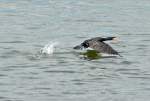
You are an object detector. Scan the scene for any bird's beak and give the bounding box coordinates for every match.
[73,44,84,49]
[112,37,119,44]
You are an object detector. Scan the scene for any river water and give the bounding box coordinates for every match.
[0,0,150,101]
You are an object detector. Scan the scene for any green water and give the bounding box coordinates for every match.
[81,50,101,60]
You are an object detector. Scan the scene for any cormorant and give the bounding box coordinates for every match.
[74,37,120,56]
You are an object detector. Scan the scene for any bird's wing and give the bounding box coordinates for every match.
[88,37,103,42]
[88,41,119,55]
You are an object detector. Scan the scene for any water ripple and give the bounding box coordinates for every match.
[128,76,150,80]
[0,41,26,44]
[44,70,81,74]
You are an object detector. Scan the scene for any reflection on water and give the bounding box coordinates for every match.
[1,0,150,101]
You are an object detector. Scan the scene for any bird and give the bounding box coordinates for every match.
[73,37,120,56]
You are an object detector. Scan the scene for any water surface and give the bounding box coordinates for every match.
[0,0,150,101]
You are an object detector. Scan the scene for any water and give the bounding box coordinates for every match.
[0,0,150,101]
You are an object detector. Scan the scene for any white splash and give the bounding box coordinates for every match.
[40,42,59,55]
[101,53,118,57]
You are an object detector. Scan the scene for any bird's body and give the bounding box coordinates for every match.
[74,37,120,56]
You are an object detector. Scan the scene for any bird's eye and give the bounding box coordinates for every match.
[82,42,89,48]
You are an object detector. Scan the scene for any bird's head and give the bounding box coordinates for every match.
[73,40,89,49]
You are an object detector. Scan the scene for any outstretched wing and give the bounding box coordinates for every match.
[88,40,119,55]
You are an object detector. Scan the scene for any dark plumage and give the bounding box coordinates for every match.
[74,37,120,55]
